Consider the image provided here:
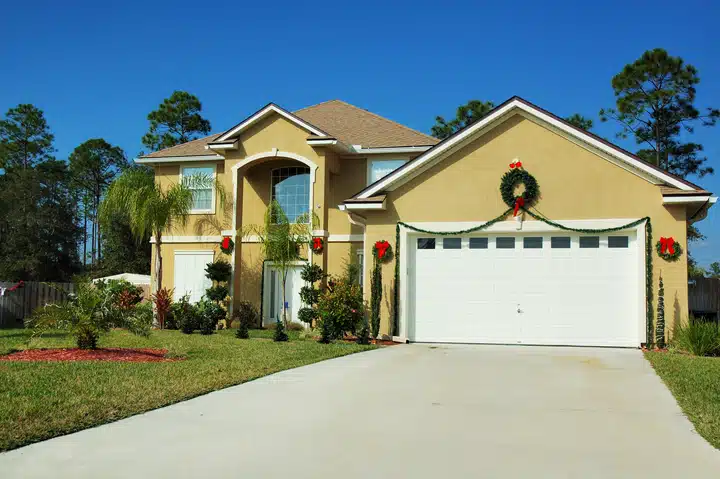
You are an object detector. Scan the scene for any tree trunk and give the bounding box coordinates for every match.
[154,234,163,293]
[281,269,288,326]
[83,207,87,267]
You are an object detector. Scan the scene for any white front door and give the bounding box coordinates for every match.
[174,251,214,303]
[263,264,305,326]
[409,232,640,347]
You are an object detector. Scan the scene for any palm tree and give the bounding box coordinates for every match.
[99,167,223,293]
[244,200,314,325]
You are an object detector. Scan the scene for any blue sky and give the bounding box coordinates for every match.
[2,0,718,266]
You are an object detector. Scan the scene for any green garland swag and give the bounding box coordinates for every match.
[392,208,655,347]
[500,168,539,209]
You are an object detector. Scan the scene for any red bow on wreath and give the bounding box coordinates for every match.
[312,237,324,253]
[375,240,390,260]
[660,237,676,255]
[513,197,525,217]
[221,237,231,250]
[509,161,523,169]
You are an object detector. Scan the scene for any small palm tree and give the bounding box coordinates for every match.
[244,200,314,325]
[100,167,224,293]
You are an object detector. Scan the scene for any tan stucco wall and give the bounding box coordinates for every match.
[363,115,691,338]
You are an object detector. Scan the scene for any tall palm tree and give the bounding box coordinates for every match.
[99,167,223,293]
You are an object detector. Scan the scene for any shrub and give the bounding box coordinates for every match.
[27,281,152,349]
[233,301,260,329]
[173,296,199,334]
[205,285,229,302]
[205,259,232,283]
[672,320,720,357]
[299,286,319,306]
[356,316,371,345]
[197,299,225,335]
[152,287,173,329]
[317,276,364,340]
[95,279,144,309]
[298,307,315,326]
[273,319,289,342]
[235,317,249,339]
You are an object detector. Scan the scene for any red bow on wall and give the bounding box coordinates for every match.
[513,197,525,217]
[660,237,675,255]
[313,238,323,249]
[375,240,390,259]
[221,237,231,250]
[509,161,523,169]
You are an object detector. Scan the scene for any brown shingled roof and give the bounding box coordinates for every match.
[294,100,439,148]
[141,134,222,159]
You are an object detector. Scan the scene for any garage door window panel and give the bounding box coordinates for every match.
[523,237,543,249]
[496,237,515,249]
[469,237,488,249]
[579,236,600,248]
[443,238,461,249]
[608,236,630,248]
[417,238,436,250]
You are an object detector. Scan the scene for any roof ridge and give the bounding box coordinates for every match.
[293,99,342,114]
[329,99,438,143]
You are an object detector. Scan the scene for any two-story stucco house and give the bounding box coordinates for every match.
[136,96,716,347]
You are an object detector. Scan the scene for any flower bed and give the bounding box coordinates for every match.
[0,347,178,362]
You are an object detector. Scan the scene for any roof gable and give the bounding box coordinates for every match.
[353,96,703,199]
[294,100,439,148]
[215,103,328,142]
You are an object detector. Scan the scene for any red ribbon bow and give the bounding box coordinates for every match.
[312,238,323,251]
[509,161,523,169]
[375,240,390,259]
[660,237,675,255]
[8,280,25,292]
[221,237,231,249]
[513,197,525,217]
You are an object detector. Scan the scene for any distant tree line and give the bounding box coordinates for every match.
[0,91,211,281]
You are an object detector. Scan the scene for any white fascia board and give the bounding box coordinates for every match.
[216,104,327,142]
[207,140,238,150]
[344,201,385,210]
[351,146,433,155]
[307,139,337,146]
[663,195,716,204]
[135,155,223,164]
[150,235,222,243]
[357,99,695,199]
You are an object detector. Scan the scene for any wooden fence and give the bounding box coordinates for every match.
[689,277,720,321]
[0,282,75,328]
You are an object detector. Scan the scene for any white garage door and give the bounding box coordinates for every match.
[409,233,640,347]
[174,251,214,303]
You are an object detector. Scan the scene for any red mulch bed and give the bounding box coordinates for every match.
[0,348,179,363]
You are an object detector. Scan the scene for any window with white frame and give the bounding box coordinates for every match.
[181,165,215,213]
[368,159,407,185]
[271,167,310,222]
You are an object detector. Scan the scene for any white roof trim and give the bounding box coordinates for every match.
[307,139,337,146]
[343,200,386,211]
[135,154,224,164]
[351,146,433,154]
[207,140,238,150]
[663,195,717,204]
[357,98,695,199]
[216,104,327,142]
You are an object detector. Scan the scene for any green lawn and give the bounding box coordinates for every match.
[645,351,720,449]
[0,328,375,451]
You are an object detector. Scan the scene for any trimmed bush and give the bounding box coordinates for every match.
[299,286,319,306]
[174,296,199,334]
[298,307,315,326]
[205,259,232,283]
[317,276,364,340]
[300,263,324,283]
[197,300,225,335]
[672,320,720,357]
[273,319,289,342]
[233,301,259,328]
[205,285,229,302]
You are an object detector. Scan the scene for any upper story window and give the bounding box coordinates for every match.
[272,167,310,223]
[181,165,215,213]
[368,159,407,185]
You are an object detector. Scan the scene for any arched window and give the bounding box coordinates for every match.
[271,167,310,222]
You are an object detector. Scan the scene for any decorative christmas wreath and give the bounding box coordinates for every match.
[311,237,324,254]
[499,161,539,216]
[656,237,682,261]
[373,240,392,263]
[220,237,234,255]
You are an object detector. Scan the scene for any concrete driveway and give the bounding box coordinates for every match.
[2,344,720,478]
